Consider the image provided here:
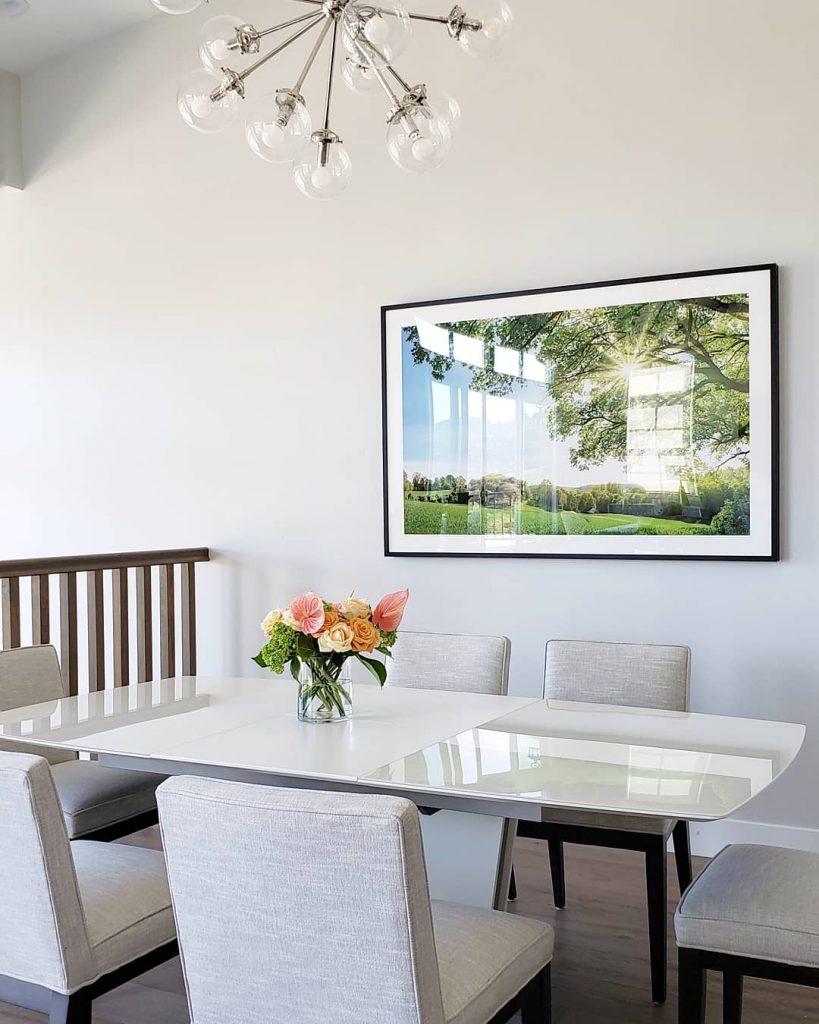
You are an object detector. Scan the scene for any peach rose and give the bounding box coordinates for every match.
[311,606,340,638]
[350,617,380,653]
[260,608,284,636]
[318,621,355,654]
[339,594,371,620]
[290,591,326,636]
[372,588,410,633]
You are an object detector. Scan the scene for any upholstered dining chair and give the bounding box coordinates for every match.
[388,631,511,695]
[516,639,693,1006]
[158,776,554,1024]
[676,844,819,1024]
[388,630,516,900]
[0,753,177,1024]
[0,645,163,840]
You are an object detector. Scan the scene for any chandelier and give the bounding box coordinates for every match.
[151,0,513,199]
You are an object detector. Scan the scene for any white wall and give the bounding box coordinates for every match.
[1,0,817,843]
[0,71,22,189]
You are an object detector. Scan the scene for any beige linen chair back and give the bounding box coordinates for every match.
[388,631,511,695]
[0,645,76,764]
[0,753,94,992]
[158,777,446,1024]
[544,640,690,712]
[0,644,65,711]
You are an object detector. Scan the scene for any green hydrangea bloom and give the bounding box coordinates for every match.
[378,630,398,652]
[260,623,298,675]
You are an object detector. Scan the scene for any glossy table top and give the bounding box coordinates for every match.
[0,677,533,782]
[364,700,805,821]
[0,677,805,821]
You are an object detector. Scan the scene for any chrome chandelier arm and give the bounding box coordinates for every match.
[231,10,325,56]
[236,13,327,84]
[293,16,335,94]
[349,33,406,115]
[321,16,340,131]
[210,13,326,99]
[371,64,402,107]
[256,10,327,39]
[370,61,421,138]
[406,8,481,29]
[286,0,482,28]
[386,64,412,93]
[313,17,342,172]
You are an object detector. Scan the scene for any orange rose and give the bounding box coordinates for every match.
[311,606,340,638]
[350,617,381,653]
[318,621,355,654]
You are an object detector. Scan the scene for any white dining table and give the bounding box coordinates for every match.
[0,675,805,910]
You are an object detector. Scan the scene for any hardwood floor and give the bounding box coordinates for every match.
[510,838,817,1023]
[2,831,816,1023]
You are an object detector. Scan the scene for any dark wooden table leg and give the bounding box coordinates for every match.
[673,820,693,892]
[645,836,668,1004]
[548,839,566,909]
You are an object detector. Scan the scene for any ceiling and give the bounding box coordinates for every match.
[0,0,157,75]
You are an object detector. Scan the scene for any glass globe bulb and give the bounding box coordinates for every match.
[386,107,452,173]
[341,2,411,70]
[341,58,382,96]
[293,140,353,200]
[200,15,252,71]
[246,93,312,164]
[458,0,513,57]
[177,68,239,134]
[424,91,462,137]
[151,0,203,14]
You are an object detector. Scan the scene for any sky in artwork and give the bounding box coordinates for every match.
[401,325,629,487]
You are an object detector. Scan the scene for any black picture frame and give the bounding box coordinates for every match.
[381,264,779,561]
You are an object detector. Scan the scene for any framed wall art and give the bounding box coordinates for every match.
[382,264,778,560]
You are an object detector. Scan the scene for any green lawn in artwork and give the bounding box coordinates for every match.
[403,501,715,537]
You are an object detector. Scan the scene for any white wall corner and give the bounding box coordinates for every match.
[684,818,819,858]
[0,71,23,190]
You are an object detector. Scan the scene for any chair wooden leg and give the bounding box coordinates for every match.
[678,948,707,1024]
[672,820,693,892]
[645,836,668,1005]
[520,965,551,1024]
[723,970,743,1024]
[543,964,552,1024]
[547,839,566,909]
[508,865,518,902]
[48,991,92,1024]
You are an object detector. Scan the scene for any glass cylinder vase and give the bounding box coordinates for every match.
[297,659,353,723]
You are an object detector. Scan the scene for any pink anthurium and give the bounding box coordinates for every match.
[290,591,326,636]
[372,588,410,633]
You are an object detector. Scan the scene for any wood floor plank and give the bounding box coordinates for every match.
[0,832,815,1023]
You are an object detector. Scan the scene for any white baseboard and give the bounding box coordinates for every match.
[685,819,819,858]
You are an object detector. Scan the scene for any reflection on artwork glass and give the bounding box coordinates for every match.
[401,296,751,538]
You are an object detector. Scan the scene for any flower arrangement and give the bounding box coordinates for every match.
[254,588,409,721]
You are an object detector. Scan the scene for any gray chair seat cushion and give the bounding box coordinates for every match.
[72,841,175,980]
[432,900,553,1024]
[51,760,161,838]
[540,807,673,835]
[675,844,819,968]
